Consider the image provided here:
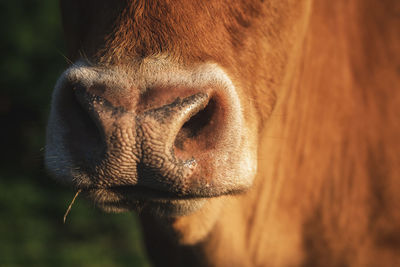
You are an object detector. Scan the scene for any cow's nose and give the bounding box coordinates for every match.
[73,84,217,187]
[46,62,256,198]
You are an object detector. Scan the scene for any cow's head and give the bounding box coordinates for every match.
[46,0,311,217]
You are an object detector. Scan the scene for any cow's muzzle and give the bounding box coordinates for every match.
[45,60,257,212]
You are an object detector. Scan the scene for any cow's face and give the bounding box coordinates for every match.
[46,0,311,216]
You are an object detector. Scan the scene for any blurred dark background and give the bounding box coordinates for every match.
[0,1,149,266]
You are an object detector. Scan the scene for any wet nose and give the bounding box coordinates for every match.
[46,62,256,197]
[73,82,217,188]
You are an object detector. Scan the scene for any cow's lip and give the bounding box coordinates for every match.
[79,185,208,216]
[78,184,210,201]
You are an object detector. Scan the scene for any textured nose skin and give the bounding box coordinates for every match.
[136,93,209,191]
[75,86,211,193]
[46,60,258,200]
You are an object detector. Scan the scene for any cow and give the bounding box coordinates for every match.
[45,0,400,266]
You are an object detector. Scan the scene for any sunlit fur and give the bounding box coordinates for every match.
[49,0,400,266]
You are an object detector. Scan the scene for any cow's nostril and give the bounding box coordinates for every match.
[74,88,106,140]
[52,85,106,164]
[182,98,217,138]
[174,97,218,152]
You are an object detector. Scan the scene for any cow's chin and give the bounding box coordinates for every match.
[84,187,208,217]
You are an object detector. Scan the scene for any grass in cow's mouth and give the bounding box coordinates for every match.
[63,189,82,223]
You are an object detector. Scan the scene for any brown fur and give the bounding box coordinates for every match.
[55,0,400,266]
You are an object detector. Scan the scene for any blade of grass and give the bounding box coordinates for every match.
[63,189,82,224]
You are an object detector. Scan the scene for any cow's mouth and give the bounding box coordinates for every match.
[83,185,208,217]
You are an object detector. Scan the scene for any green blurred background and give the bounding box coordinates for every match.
[0,1,150,266]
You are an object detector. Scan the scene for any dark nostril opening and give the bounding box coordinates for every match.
[74,88,111,141]
[70,87,106,159]
[174,98,217,151]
